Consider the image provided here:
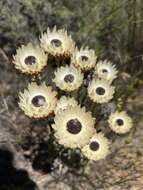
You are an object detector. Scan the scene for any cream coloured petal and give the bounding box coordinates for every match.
[19,82,57,118]
[88,79,115,103]
[54,96,78,114]
[71,46,97,71]
[53,65,83,92]
[13,43,47,74]
[108,111,133,134]
[82,133,110,161]
[52,106,96,148]
[40,26,75,57]
[95,60,118,83]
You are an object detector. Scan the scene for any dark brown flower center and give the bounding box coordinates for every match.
[102,69,108,73]
[96,87,105,95]
[32,95,46,107]
[51,39,62,47]
[90,141,100,151]
[64,74,74,83]
[25,56,36,65]
[81,55,88,62]
[116,119,124,126]
[66,119,82,134]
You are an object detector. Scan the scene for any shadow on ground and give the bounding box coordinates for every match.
[0,147,37,190]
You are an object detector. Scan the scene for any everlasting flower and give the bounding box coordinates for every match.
[108,111,133,134]
[40,27,75,57]
[88,79,115,103]
[12,27,133,165]
[53,65,83,92]
[71,47,97,71]
[82,133,110,161]
[13,43,47,74]
[19,82,57,118]
[53,106,95,148]
[54,96,78,114]
[95,60,118,83]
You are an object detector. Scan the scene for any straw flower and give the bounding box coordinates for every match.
[53,65,83,92]
[82,133,110,161]
[19,82,57,118]
[88,79,115,103]
[40,27,75,57]
[52,106,95,148]
[71,46,97,71]
[13,43,47,74]
[95,60,118,83]
[108,111,133,134]
[54,96,78,114]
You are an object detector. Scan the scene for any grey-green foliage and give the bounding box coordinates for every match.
[0,0,143,72]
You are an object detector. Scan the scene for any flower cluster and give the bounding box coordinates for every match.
[13,27,133,161]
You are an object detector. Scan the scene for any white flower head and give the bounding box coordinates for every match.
[88,79,115,103]
[53,106,95,148]
[13,43,47,74]
[95,60,118,83]
[82,133,110,161]
[55,96,78,114]
[71,46,97,71]
[19,82,57,118]
[108,111,133,134]
[53,65,83,92]
[40,26,75,57]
